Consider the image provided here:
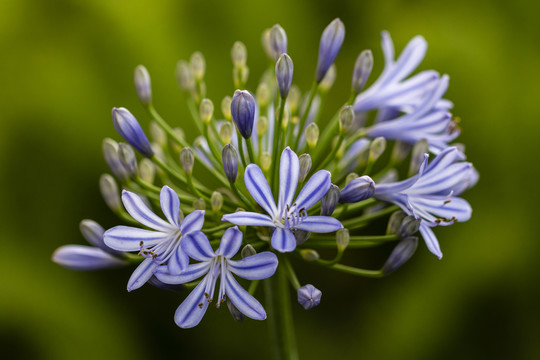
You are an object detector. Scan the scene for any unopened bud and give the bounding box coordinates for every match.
[134,65,152,105]
[318,64,337,92]
[257,116,268,137]
[175,60,195,92]
[102,138,129,181]
[321,184,340,215]
[294,230,311,245]
[100,174,121,212]
[339,175,375,203]
[261,28,274,60]
[300,249,319,262]
[199,99,214,124]
[139,158,155,183]
[275,53,293,99]
[193,198,206,211]
[298,154,312,182]
[336,228,350,251]
[180,147,194,175]
[409,139,428,176]
[305,123,319,148]
[381,237,418,275]
[219,121,234,144]
[112,107,154,158]
[222,144,239,183]
[221,96,232,120]
[241,244,257,258]
[231,41,247,67]
[80,219,106,249]
[315,18,345,83]
[260,152,272,172]
[227,300,244,322]
[190,52,205,81]
[256,82,271,108]
[399,216,421,238]
[233,65,249,88]
[297,284,322,310]
[345,172,359,185]
[231,90,256,139]
[369,137,386,162]
[150,122,167,147]
[211,191,223,212]
[351,50,373,93]
[339,105,354,133]
[386,211,406,235]
[270,24,287,59]
[118,143,139,178]
[391,141,412,163]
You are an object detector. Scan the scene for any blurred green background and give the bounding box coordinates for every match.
[1,0,539,359]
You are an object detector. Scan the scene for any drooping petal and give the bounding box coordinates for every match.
[52,245,126,271]
[155,262,211,284]
[411,196,472,224]
[122,190,172,231]
[225,271,266,320]
[160,186,180,227]
[216,227,243,258]
[419,223,442,259]
[180,210,205,234]
[278,147,299,215]
[294,216,343,233]
[294,170,331,211]
[271,228,297,252]
[167,244,190,274]
[127,258,159,291]
[222,212,274,227]
[174,275,211,328]
[385,35,427,86]
[182,231,215,261]
[104,226,169,251]
[245,164,277,216]
[375,154,428,195]
[228,252,278,280]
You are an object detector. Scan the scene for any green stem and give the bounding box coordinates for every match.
[314,133,344,171]
[272,98,286,196]
[327,263,383,278]
[293,82,318,151]
[246,137,256,164]
[341,205,398,229]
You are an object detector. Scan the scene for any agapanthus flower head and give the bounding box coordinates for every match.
[155,227,278,328]
[222,147,343,252]
[104,186,205,290]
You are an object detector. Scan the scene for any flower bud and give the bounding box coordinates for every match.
[221,96,232,120]
[288,85,301,114]
[381,237,418,275]
[345,172,359,185]
[180,147,195,176]
[369,137,386,163]
[227,300,244,322]
[139,158,155,183]
[275,53,293,99]
[52,245,126,271]
[99,174,122,212]
[134,65,152,105]
[300,249,320,262]
[175,60,195,92]
[305,123,319,148]
[211,191,223,212]
[118,143,139,178]
[219,121,234,144]
[339,175,375,203]
[294,230,311,245]
[241,244,257,258]
[193,198,206,211]
[399,216,421,238]
[231,90,256,139]
[260,152,272,172]
[298,154,312,183]
[321,184,340,216]
[80,219,106,249]
[318,64,336,92]
[112,107,154,158]
[256,82,271,108]
[231,41,247,67]
[257,116,268,137]
[386,211,406,235]
[222,144,239,183]
[261,28,274,60]
[339,105,354,134]
[199,98,214,125]
[409,139,429,177]
[297,284,322,310]
[102,138,129,181]
[270,24,287,59]
[336,228,350,251]
[351,50,373,93]
[391,141,412,164]
[147,276,185,292]
[190,51,205,81]
[149,121,167,147]
[315,18,345,83]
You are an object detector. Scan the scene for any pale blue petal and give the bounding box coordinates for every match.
[278,147,299,215]
[155,262,211,284]
[167,244,189,274]
[222,212,274,227]
[244,164,277,216]
[216,227,243,258]
[182,231,215,261]
[294,170,331,211]
[174,275,211,328]
[180,210,205,234]
[52,245,126,271]
[228,252,278,280]
[411,196,472,224]
[122,190,172,231]
[160,186,180,227]
[419,223,442,259]
[225,271,266,320]
[127,258,159,291]
[385,35,427,86]
[271,228,296,252]
[294,216,343,233]
[104,226,169,251]
[375,154,428,195]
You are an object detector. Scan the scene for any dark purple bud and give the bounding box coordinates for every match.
[321,184,340,216]
[230,90,256,139]
[382,237,418,275]
[339,175,375,203]
[275,53,294,99]
[222,143,239,183]
[112,107,154,157]
[315,18,345,83]
[298,284,322,310]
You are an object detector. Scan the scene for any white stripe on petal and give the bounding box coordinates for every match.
[216,227,243,259]
[155,262,210,284]
[228,252,278,280]
[160,186,180,227]
[294,216,343,233]
[122,190,173,231]
[104,226,169,251]
[225,271,266,320]
[244,164,277,216]
[180,210,205,234]
[278,147,299,215]
[294,170,331,211]
[182,232,214,262]
[222,212,274,227]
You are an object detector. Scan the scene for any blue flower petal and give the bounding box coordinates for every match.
[182,231,215,261]
[294,216,343,233]
[174,275,211,328]
[160,186,180,227]
[127,257,159,291]
[122,190,172,231]
[167,244,189,274]
[271,228,296,252]
[245,164,277,216]
[155,262,210,284]
[294,170,331,211]
[180,210,205,234]
[216,227,243,258]
[228,252,278,280]
[222,212,274,227]
[104,226,169,251]
[278,147,299,215]
[52,245,126,271]
[419,223,442,259]
[225,271,266,320]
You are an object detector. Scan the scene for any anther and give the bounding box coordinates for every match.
[198,303,203,308]
[204,292,209,298]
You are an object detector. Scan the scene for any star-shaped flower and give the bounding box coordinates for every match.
[104,186,205,291]
[222,147,343,252]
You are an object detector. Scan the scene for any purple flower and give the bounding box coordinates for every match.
[297,284,322,310]
[374,147,476,258]
[353,31,451,115]
[222,147,343,252]
[104,186,205,291]
[155,227,278,328]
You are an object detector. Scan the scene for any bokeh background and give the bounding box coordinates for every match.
[1,0,539,359]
